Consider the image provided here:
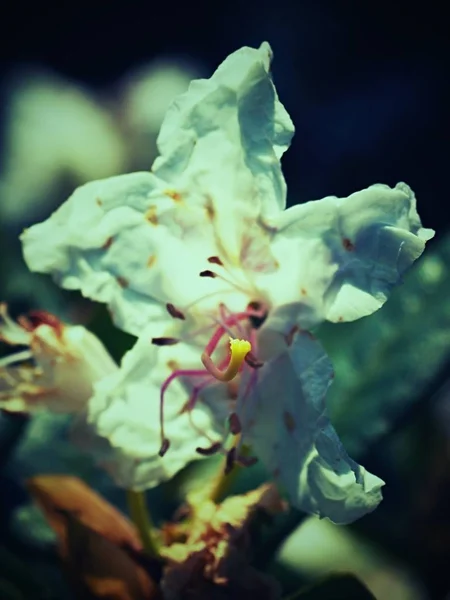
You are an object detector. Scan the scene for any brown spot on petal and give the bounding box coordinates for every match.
[337,316,344,322]
[167,360,180,371]
[164,189,183,202]
[342,237,355,251]
[147,254,156,268]
[301,288,307,296]
[116,276,129,288]
[283,411,296,433]
[204,196,215,220]
[96,197,103,206]
[145,205,158,225]
[102,236,113,250]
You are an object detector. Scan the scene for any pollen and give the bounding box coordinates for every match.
[145,205,158,225]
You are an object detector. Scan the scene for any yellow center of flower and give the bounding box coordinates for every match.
[201,337,252,382]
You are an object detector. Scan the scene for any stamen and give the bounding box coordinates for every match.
[152,337,179,346]
[199,270,216,278]
[201,338,251,382]
[236,454,258,467]
[245,352,264,368]
[166,303,186,320]
[159,368,210,455]
[0,350,33,368]
[159,438,170,457]
[225,447,236,475]
[228,412,241,435]
[196,442,222,456]
[207,256,224,266]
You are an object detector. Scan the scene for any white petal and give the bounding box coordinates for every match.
[153,42,294,259]
[21,172,227,335]
[85,329,226,490]
[238,331,384,524]
[263,182,433,325]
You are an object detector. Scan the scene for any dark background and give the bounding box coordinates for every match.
[1,0,448,231]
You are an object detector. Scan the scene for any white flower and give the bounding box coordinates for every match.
[20,42,433,523]
[0,304,116,413]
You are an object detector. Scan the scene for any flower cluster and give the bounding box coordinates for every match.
[14,42,433,524]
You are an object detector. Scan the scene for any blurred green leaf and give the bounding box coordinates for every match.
[285,574,376,600]
[316,233,450,454]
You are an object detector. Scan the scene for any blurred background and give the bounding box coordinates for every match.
[1,0,449,598]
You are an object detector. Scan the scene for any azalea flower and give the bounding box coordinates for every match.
[0,304,116,413]
[20,42,433,523]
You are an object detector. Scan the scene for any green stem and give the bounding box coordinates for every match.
[126,489,160,557]
[209,441,250,504]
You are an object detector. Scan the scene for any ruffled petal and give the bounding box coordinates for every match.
[21,172,228,335]
[260,182,434,327]
[153,41,294,260]
[238,331,384,524]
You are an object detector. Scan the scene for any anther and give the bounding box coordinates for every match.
[201,338,251,382]
[166,303,185,320]
[236,454,258,468]
[225,447,236,475]
[207,256,224,266]
[195,442,222,456]
[228,412,242,435]
[199,270,217,278]
[159,438,170,457]
[152,337,179,346]
[245,352,264,369]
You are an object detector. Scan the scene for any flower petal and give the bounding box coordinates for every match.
[21,172,226,335]
[84,329,226,490]
[261,182,434,326]
[152,41,294,259]
[238,331,384,524]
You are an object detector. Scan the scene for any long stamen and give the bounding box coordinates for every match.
[159,368,209,455]
[0,350,33,368]
[201,338,251,382]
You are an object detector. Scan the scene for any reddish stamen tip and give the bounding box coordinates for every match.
[199,270,216,278]
[228,412,242,435]
[166,303,185,320]
[245,352,264,369]
[26,310,64,337]
[207,256,224,266]
[196,442,222,456]
[152,337,179,346]
[159,438,170,456]
[225,447,236,475]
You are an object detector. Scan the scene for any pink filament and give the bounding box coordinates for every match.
[158,304,264,454]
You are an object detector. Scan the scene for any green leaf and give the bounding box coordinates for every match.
[285,573,376,600]
[316,233,450,455]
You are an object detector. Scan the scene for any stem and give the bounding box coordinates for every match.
[209,440,250,504]
[126,489,160,557]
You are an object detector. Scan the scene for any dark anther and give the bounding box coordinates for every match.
[225,447,236,475]
[196,442,222,456]
[228,412,242,435]
[247,301,267,329]
[166,303,185,320]
[236,454,258,468]
[245,352,264,369]
[159,438,170,456]
[207,256,224,266]
[199,270,216,278]
[151,337,179,346]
